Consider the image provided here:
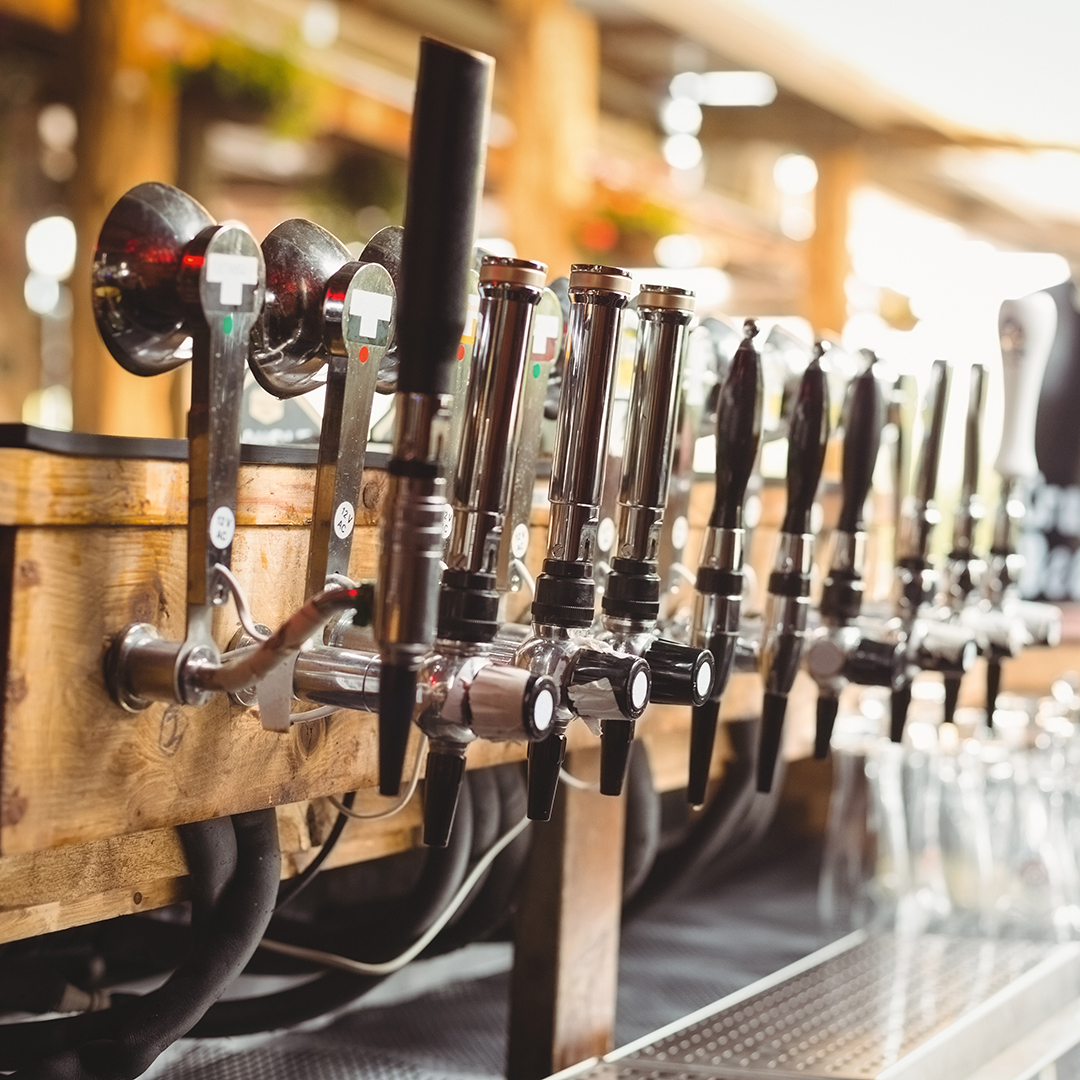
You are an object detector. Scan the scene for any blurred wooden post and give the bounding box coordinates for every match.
[498,0,599,276]
[805,146,862,337]
[71,0,181,437]
[508,748,626,1080]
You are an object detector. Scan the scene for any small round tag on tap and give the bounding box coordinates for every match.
[209,506,236,549]
[597,517,616,554]
[511,522,530,558]
[334,501,356,540]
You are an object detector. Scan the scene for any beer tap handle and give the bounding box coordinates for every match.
[758,349,829,793]
[837,351,885,536]
[687,319,763,807]
[377,38,493,796]
[710,320,765,530]
[94,183,264,707]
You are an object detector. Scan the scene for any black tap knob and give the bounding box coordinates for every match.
[780,349,831,536]
[837,351,885,536]
[710,319,765,530]
[687,318,763,807]
[758,348,830,793]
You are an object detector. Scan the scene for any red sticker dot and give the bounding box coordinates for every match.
[457,344,465,361]
[358,345,369,364]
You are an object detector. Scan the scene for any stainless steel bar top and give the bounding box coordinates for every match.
[552,932,1080,1080]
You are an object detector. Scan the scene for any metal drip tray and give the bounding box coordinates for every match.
[565,931,1080,1080]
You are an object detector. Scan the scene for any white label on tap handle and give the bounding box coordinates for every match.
[205,253,259,306]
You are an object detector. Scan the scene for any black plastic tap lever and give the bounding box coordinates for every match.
[686,319,763,806]
[757,346,829,793]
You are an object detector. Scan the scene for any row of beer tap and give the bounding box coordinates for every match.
[90,38,1061,853]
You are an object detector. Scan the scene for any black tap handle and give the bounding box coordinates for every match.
[912,359,950,510]
[837,350,885,534]
[527,732,567,821]
[396,39,493,397]
[780,348,830,535]
[709,319,764,529]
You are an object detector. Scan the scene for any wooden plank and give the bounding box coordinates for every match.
[0,792,424,945]
[508,746,626,1080]
[0,449,387,528]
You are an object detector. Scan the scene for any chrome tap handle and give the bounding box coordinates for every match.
[949,363,987,564]
[93,182,264,706]
[251,218,396,598]
[758,347,830,793]
[439,257,547,642]
[686,319,764,806]
[532,265,632,628]
[377,38,493,796]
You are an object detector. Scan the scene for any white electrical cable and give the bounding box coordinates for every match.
[326,735,429,821]
[214,564,270,642]
[288,705,340,724]
[559,767,599,791]
[258,814,530,976]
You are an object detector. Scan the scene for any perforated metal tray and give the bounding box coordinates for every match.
[562,931,1080,1080]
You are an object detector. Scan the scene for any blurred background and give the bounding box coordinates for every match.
[2,0,1078,472]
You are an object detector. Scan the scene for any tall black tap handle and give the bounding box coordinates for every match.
[961,364,987,502]
[837,350,885,534]
[780,348,830,535]
[709,318,764,529]
[396,38,493,398]
[912,359,950,509]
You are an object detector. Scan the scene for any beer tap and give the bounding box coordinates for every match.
[232,218,395,729]
[376,38,493,797]
[96,183,365,710]
[888,360,978,741]
[982,296,1063,719]
[756,346,830,793]
[685,319,764,807]
[512,264,652,822]
[416,256,561,846]
[805,349,888,759]
[594,285,716,797]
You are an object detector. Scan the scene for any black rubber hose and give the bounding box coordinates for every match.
[186,779,477,1036]
[621,741,662,905]
[5,809,280,1079]
[624,716,759,917]
[177,816,238,937]
[275,790,356,910]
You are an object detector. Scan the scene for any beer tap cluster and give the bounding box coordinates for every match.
[88,35,1067,861]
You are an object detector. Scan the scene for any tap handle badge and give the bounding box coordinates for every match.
[709,318,764,529]
[396,38,493,398]
[837,349,885,534]
[780,346,830,536]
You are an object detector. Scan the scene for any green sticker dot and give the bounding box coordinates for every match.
[532,362,541,379]
[222,315,234,334]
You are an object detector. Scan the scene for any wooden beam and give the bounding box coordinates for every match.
[70,0,183,437]
[498,0,600,275]
[508,746,626,1080]
[805,146,861,336]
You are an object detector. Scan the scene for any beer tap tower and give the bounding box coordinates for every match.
[594,284,716,797]
[756,346,830,792]
[513,264,653,822]
[685,319,764,806]
[375,38,494,797]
